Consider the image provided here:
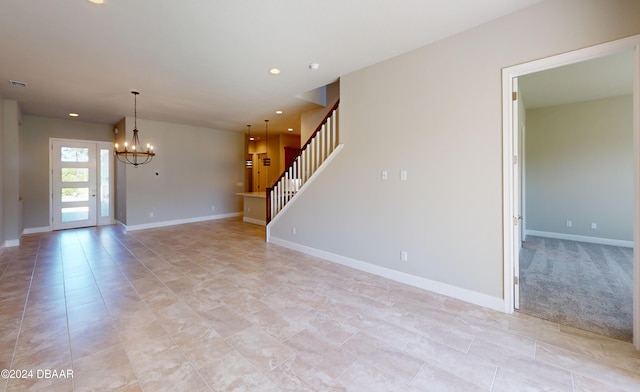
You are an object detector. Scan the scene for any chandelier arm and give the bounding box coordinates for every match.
[114,91,155,167]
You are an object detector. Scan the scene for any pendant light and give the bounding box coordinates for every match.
[245,124,253,168]
[114,91,155,166]
[263,120,271,166]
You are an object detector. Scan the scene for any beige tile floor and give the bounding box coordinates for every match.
[1,218,639,391]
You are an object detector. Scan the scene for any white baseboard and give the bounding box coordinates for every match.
[243,217,266,226]
[3,239,20,247]
[23,226,51,235]
[267,236,504,312]
[525,230,634,248]
[124,212,242,232]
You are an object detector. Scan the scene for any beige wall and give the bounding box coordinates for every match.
[249,137,280,191]
[248,133,300,192]
[300,81,340,146]
[3,100,22,244]
[21,116,113,229]
[279,133,301,173]
[268,0,640,301]
[525,95,633,241]
[120,117,245,227]
[0,95,4,246]
[114,118,127,224]
[19,115,244,230]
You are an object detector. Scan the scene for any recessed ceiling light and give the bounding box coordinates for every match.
[269,68,281,75]
[69,113,79,117]
[308,63,320,70]
[275,110,283,115]
[287,128,293,132]
[88,0,105,4]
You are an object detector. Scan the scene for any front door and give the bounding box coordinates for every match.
[51,139,112,230]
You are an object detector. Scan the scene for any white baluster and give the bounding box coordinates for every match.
[293,159,298,191]
[334,108,339,149]
[330,110,336,149]
[328,121,332,155]
[271,188,275,217]
[315,136,320,171]
[285,171,290,202]
[321,124,327,160]
[268,104,339,222]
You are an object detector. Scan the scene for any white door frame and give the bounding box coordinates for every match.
[502,34,640,349]
[50,138,115,230]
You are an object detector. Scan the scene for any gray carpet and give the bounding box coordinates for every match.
[519,236,633,341]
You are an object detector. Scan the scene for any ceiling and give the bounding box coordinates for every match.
[0,0,543,136]
[519,51,634,109]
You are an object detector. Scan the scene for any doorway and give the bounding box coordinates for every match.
[502,36,640,348]
[50,139,114,230]
[253,153,269,192]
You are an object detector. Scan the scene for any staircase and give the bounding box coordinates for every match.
[266,100,340,223]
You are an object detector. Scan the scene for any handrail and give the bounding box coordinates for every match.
[266,100,340,223]
[269,99,340,190]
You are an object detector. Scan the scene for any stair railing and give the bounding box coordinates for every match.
[267,100,339,223]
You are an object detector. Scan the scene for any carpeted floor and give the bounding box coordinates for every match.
[518,236,634,341]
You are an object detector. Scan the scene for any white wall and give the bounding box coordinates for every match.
[268,0,640,303]
[3,100,22,245]
[525,95,633,241]
[19,115,244,232]
[0,96,6,246]
[119,117,245,227]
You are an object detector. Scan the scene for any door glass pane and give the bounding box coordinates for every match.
[61,187,89,202]
[100,149,110,217]
[61,207,89,222]
[60,147,89,162]
[61,168,89,182]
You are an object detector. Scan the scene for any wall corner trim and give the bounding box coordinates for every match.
[243,217,266,225]
[3,239,20,248]
[268,236,505,312]
[23,226,51,235]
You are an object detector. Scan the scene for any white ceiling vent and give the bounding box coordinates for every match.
[9,80,27,88]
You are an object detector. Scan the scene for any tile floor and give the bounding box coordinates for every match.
[0,218,639,391]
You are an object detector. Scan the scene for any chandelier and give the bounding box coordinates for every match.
[114,91,155,166]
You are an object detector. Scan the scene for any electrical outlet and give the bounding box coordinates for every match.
[566,220,572,227]
[149,212,154,218]
[400,170,407,181]
[591,223,597,230]
[381,170,388,181]
[292,227,297,235]
[401,251,408,261]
